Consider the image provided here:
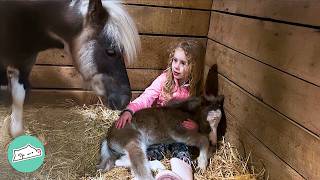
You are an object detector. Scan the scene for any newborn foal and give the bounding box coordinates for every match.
[97,95,224,180]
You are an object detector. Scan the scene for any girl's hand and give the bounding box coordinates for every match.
[116,111,133,129]
[182,119,199,132]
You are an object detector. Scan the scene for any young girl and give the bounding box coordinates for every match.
[115,40,204,180]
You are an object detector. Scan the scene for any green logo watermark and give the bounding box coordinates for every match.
[7,135,45,173]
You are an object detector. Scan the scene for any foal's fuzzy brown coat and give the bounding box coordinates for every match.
[97,95,224,180]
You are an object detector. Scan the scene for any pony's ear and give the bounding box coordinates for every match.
[87,0,108,26]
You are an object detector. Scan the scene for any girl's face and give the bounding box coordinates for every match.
[171,48,190,81]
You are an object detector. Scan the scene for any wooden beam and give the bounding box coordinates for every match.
[0,89,143,106]
[211,0,320,26]
[29,66,162,91]
[219,75,320,179]
[208,12,320,86]
[126,5,210,36]
[225,111,304,180]
[36,36,207,69]
[208,39,320,136]
[124,0,213,10]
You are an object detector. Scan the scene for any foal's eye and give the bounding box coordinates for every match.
[105,49,115,56]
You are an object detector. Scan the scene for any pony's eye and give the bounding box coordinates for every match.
[105,49,115,56]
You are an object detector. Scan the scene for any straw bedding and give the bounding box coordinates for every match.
[0,102,265,180]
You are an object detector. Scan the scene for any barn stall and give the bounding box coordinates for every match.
[0,0,319,179]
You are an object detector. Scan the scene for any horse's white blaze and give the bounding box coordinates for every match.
[91,74,106,96]
[77,40,98,80]
[9,68,25,137]
[48,30,98,80]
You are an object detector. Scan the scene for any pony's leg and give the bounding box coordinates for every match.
[125,141,154,180]
[97,139,117,172]
[7,67,25,137]
[171,133,210,171]
[0,63,8,90]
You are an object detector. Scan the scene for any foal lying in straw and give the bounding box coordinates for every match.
[97,95,224,180]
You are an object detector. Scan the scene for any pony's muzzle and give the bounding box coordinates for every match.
[107,93,131,110]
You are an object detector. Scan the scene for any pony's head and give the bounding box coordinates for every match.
[68,0,140,110]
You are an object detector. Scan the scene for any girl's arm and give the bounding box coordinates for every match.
[116,73,166,129]
[126,73,167,113]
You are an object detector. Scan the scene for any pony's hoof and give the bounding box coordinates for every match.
[10,128,24,138]
[10,119,24,138]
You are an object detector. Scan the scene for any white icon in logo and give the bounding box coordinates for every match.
[12,144,42,163]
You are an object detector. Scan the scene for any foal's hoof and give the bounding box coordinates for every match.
[7,66,19,79]
[196,157,208,172]
[96,164,106,172]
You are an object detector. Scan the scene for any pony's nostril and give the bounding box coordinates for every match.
[107,94,131,110]
[119,94,130,108]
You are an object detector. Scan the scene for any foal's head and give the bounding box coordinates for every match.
[194,95,225,134]
[70,0,140,109]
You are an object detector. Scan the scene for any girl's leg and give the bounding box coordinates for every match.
[169,143,193,180]
[146,144,168,172]
[146,144,169,161]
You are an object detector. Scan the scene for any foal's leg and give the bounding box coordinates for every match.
[7,67,25,137]
[97,139,118,172]
[115,154,166,172]
[171,133,210,171]
[207,109,222,145]
[125,140,154,180]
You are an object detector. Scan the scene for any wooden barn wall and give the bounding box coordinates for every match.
[21,1,211,105]
[205,0,320,179]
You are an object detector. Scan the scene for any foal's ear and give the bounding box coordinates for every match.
[185,97,202,111]
[216,95,224,105]
[87,0,108,26]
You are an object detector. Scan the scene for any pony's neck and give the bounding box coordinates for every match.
[48,2,84,44]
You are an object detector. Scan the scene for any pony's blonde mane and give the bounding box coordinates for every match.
[72,0,141,65]
[102,1,140,65]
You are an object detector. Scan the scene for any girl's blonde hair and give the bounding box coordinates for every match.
[162,40,205,102]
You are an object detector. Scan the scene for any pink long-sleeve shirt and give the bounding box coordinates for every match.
[127,72,190,113]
